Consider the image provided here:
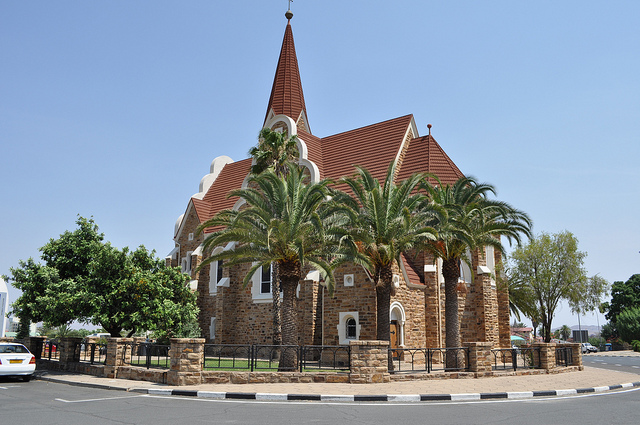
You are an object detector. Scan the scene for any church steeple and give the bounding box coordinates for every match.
[264,9,310,133]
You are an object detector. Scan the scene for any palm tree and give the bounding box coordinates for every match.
[197,163,334,370]
[330,161,437,348]
[422,176,532,368]
[248,128,300,348]
[559,324,572,341]
[248,127,299,176]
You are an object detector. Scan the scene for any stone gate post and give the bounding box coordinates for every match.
[349,340,390,383]
[167,338,205,386]
[104,337,133,379]
[465,342,492,374]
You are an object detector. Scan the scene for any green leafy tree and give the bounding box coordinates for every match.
[86,244,197,337]
[330,161,436,350]
[422,176,532,365]
[616,307,640,344]
[569,274,610,319]
[602,274,640,327]
[248,128,300,348]
[6,216,197,338]
[507,231,602,343]
[197,164,335,370]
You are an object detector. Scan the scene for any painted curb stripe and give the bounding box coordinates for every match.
[256,393,288,401]
[576,388,595,393]
[532,390,557,397]
[555,389,577,396]
[608,385,622,390]
[387,394,421,402]
[147,389,172,395]
[355,395,388,402]
[172,390,197,397]
[287,394,321,401]
[197,391,226,399]
[506,391,533,399]
[321,395,355,402]
[451,393,480,401]
[480,392,508,399]
[225,392,257,399]
[421,394,451,401]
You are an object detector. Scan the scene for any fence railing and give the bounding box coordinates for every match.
[491,347,541,371]
[42,339,59,361]
[389,347,470,373]
[556,346,574,367]
[203,344,351,372]
[74,342,107,365]
[122,342,170,369]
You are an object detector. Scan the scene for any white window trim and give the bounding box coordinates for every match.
[337,312,361,345]
[390,302,406,347]
[210,317,216,340]
[251,263,275,303]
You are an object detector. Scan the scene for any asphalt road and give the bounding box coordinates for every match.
[1,378,639,425]
[583,355,640,375]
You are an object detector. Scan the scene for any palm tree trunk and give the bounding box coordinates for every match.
[279,270,299,371]
[271,263,282,361]
[442,257,461,370]
[376,266,393,370]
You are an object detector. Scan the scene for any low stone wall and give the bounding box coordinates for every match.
[27,337,581,386]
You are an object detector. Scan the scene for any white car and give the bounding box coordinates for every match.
[0,343,36,381]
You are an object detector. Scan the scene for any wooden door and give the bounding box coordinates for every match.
[390,321,400,359]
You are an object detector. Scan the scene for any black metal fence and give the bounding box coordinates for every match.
[203,344,350,372]
[122,342,170,369]
[389,347,470,373]
[42,339,59,361]
[556,346,574,367]
[74,341,108,365]
[491,347,541,371]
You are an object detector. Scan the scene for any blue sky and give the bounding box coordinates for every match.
[2,1,638,330]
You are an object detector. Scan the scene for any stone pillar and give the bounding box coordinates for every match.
[465,342,492,373]
[533,342,556,370]
[568,343,583,370]
[167,338,205,386]
[349,340,390,384]
[104,337,133,378]
[58,337,83,363]
[26,336,46,359]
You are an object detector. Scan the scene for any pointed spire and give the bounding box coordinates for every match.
[264,12,309,132]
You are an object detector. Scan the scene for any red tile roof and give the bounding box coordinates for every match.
[180,20,467,238]
[264,21,308,131]
[396,135,464,186]
[193,158,251,233]
[321,115,413,182]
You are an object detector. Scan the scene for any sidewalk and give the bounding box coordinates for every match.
[34,356,640,402]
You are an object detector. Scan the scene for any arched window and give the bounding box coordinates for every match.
[346,318,357,339]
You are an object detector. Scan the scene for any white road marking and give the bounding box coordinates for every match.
[55,395,144,404]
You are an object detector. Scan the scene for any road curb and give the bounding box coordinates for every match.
[34,374,640,402]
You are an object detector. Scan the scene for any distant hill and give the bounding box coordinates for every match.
[552,324,601,334]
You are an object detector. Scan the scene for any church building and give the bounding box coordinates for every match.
[167,11,511,351]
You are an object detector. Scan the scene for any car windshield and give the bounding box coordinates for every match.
[0,344,29,354]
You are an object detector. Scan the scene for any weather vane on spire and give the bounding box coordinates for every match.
[286,0,294,20]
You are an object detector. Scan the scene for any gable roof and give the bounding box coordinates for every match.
[321,115,413,182]
[176,18,467,240]
[396,134,464,186]
[192,158,252,232]
[264,20,308,132]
